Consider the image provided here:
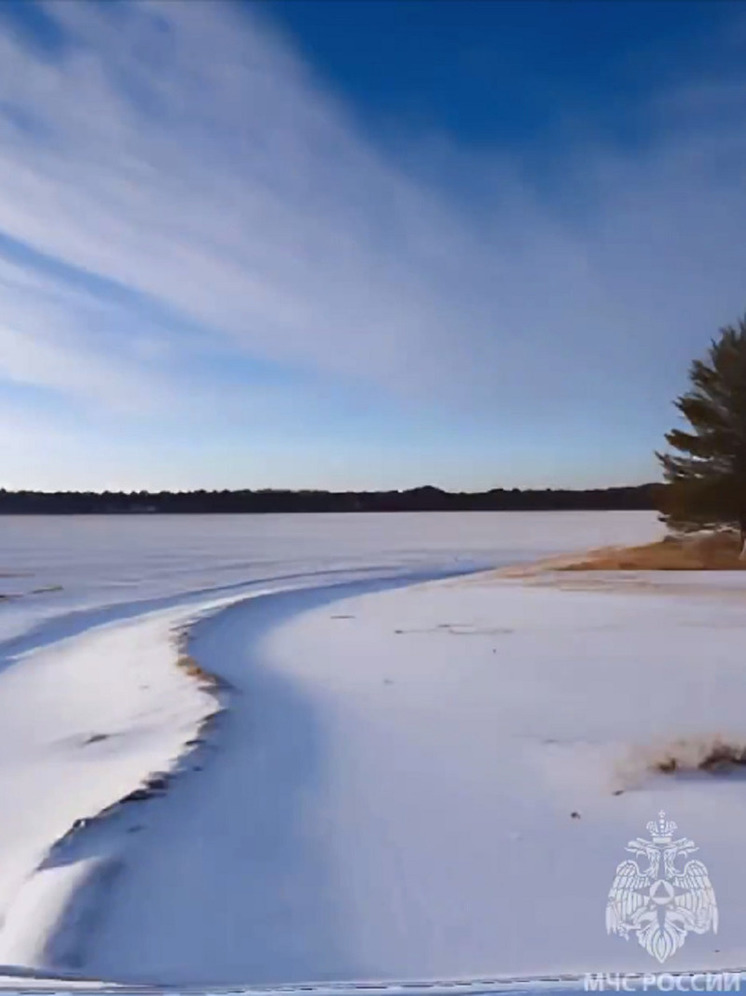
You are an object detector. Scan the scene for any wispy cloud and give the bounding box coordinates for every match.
[0,0,745,486]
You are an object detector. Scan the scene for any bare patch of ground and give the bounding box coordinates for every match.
[651,736,746,775]
[615,736,746,789]
[499,530,744,577]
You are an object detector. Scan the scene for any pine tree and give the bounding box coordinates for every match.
[656,316,746,552]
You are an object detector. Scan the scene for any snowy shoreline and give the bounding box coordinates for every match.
[0,591,245,972]
[2,511,694,987]
[0,570,474,983]
[32,569,746,985]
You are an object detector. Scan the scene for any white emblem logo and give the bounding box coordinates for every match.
[606,811,718,964]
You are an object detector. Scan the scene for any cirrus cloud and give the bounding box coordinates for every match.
[0,0,745,487]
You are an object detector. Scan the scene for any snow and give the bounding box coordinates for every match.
[0,603,224,970]
[3,510,717,988]
[79,571,746,986]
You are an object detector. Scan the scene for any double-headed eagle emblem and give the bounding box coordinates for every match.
[606,811,718,964]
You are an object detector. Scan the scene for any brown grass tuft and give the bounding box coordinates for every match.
[176,653,222,690]
[651,736,746,775]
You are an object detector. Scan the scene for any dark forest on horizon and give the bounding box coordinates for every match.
[0,483,661,514]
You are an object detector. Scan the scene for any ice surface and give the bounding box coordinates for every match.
[0,511,662,644]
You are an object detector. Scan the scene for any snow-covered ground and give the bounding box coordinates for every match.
[84,570,746,986]
[4,510,721,988]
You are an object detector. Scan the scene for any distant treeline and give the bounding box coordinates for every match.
[0,484,662,514]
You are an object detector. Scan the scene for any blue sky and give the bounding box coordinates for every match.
[0,0,745,491]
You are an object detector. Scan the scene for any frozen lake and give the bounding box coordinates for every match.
[0,511,661,645]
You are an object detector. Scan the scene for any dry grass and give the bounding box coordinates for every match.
[562,531,744,571]
[500,530,745,576]
[176,653,223,690]
[651,737,746,775]
[172,624,230,692]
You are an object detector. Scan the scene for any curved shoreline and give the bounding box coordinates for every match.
[72,564,746,985]
[0,570,467,983]
[0,598,227,972]
[0,550,678,981]
[0,511,666,987]
[2,545,746,984]
[83,571,475,987]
